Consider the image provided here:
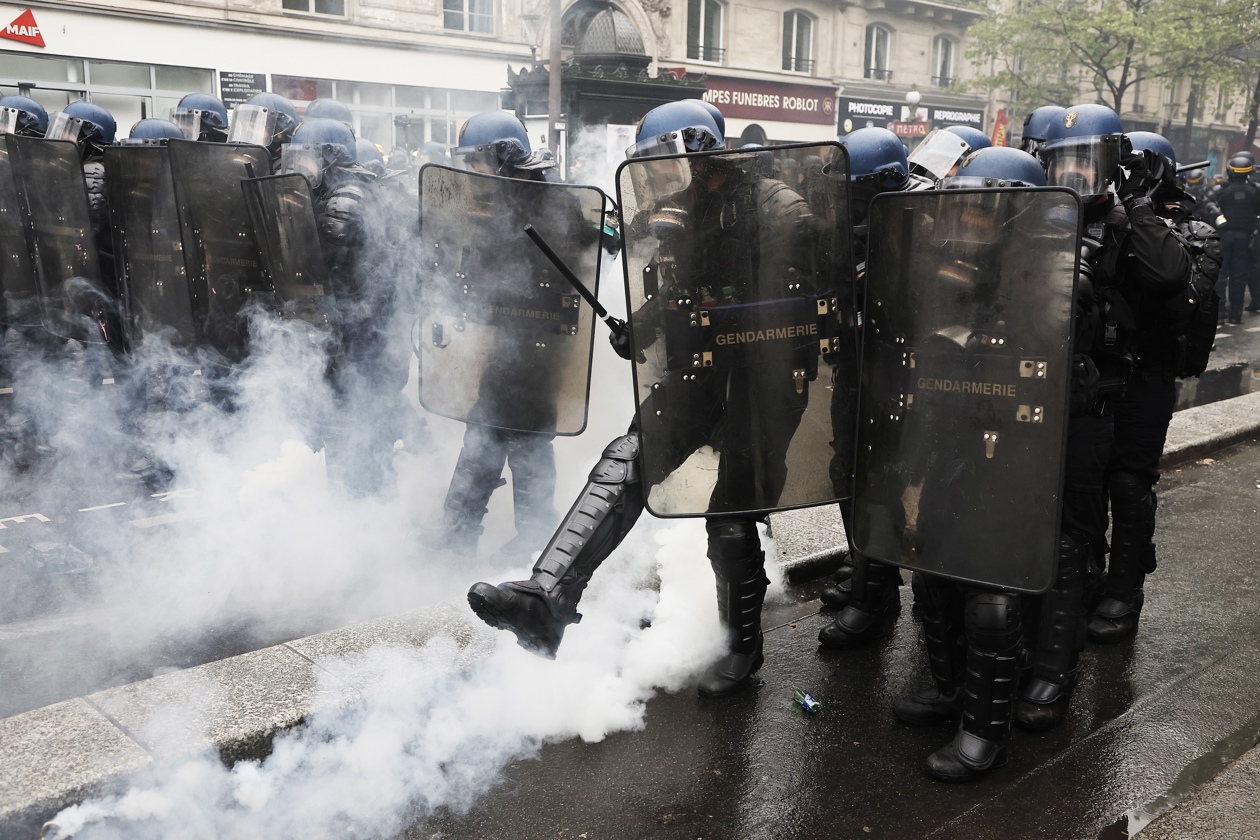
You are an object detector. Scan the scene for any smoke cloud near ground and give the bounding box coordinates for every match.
[45,519,747,839]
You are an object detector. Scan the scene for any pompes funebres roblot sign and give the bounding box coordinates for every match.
[701,75,837,125]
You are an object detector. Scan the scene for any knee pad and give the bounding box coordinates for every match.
[965,591,1022,651]
[589,433,639,485]
[706,518,762,566]
[1108,470,1154,517]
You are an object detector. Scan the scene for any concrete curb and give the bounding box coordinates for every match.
[3,391,1259,837]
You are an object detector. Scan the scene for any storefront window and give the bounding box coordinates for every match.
[156,65,213,94]
[0,52,83,84]
[88,60,150,89]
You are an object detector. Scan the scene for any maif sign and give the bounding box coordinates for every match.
[2,9,45,48]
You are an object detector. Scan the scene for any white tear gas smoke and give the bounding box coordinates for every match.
[0,156,631,695]
[44,519,782,839]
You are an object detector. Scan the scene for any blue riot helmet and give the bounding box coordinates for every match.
[1020,106,1066,158]
[46,101,116,157]
[1125,131,1176,169]
[946,125,992,151]
[419,140,450,166]
[0,94,49,137]
[171,93,229,142]
[356,138,387,177]
[228,92,299,152]
[1040,103,1124,202]
[697,99,726,139]
[841,126,909,191]
[908,125,990,183]
[121,118,186,146]
[942,146,1047,189]
[840,127,910,227]
[282,117,358,190]
[627,99,723,159]
[452,111,553,176]
[304,98,355,129]
[1185,168,1205,186]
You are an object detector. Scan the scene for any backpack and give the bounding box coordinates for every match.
[1164,218,1222,378]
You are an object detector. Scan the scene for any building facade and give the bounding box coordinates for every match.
[0,0,991,159]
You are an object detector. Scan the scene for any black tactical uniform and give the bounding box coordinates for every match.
[1016,138,1190,734]
[1215,161,1260,323]
[1088,153,1219,643]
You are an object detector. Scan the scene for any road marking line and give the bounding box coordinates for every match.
[79,502,127,512]
[129,510,211,528]
[0,387,12,395]
[1246,326,1260,333]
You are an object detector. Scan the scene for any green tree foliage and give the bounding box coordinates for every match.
[965,0,1260,117]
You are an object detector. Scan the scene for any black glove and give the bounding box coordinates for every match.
[1117,150,1156,206]
[607,317,639,361]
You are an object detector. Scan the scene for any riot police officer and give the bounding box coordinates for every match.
[123,118,186,145]
[1214,153,1260,324]
[1086,132,1219,643]
[228,92,299,168]
[818,127,912,647]
[1016,104,1189,733]
[281,117,406,496]
[170,93,229,143]
[1018,105,1066,160]
[0,95,48,138]
[304,98,355,128]
[890,146,1053,781]
[45,101,124,352]
[907,124,991,186]
[467,100,821,698]
[433,112,570,555]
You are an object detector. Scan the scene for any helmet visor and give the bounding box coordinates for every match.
[907,130,971,181]
[46,112,92,146]
[0,107,23,135]
[1042,136,1121,199]
[931,191,1009,246]
[171,109,222,141]
[280,144,328,189]
[625,127,720,160]
[228,105,282,147]
[452,138,531,174]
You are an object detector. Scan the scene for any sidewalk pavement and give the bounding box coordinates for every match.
[3,391,1259,838]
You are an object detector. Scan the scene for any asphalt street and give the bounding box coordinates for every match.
[412,439,1260,840]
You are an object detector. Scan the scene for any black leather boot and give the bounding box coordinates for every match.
[818,556,900,648]
[468,434,643,658]
[1015,536,1088,732]
[698,519,767,698]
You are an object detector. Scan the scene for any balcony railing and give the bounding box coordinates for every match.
[865,67,893,81]
[932,75,953,88]
[687,43,726,63]
[783,56,816,74]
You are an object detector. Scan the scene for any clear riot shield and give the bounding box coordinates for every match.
[103,146,197,348]
[852,187,1082,593]
[167,139,272,361]
[0,142,39,329]
[241,173,332,326]
[417,165,605,435]
[4,134,111,342]
[616,143,855,517]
